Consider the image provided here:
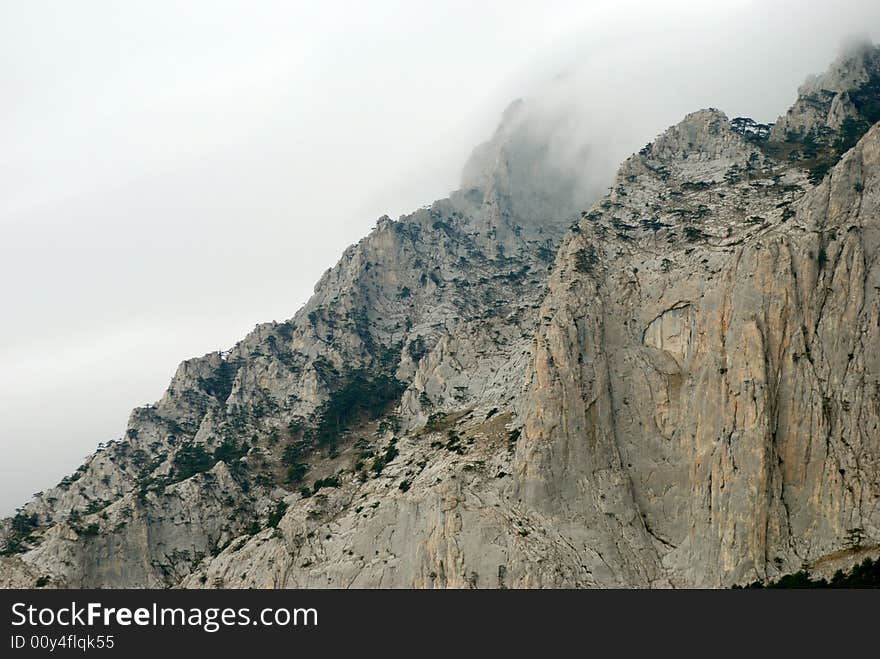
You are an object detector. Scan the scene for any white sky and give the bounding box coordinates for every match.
[2,0,879,515]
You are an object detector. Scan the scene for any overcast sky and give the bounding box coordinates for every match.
[2,0,879,515]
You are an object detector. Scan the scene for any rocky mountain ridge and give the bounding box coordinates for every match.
[3,43,880,588]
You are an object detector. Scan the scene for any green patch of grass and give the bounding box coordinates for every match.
[371,439,400,476]
[267,502,288,529]
[285,463,309,484]
[172,443,214,481]
[574,246,599,274]
[214,438,248,464]
[310,369,405,446]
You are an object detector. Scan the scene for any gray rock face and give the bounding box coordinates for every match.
[3,47,880,589]
[518,106,880,587]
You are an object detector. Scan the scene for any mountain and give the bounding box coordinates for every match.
[3,44,880,589]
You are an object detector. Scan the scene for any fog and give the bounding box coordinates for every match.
[2,0,879,515]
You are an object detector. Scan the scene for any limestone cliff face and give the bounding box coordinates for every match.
[3,48,880,589]
[518,108,880,587]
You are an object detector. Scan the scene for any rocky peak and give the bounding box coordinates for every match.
[459,99,526,195]
[628,109,768,184]
[769,42,880,149]
[646,109,738,158]
[455,99,599,250]
[796,40,880,96]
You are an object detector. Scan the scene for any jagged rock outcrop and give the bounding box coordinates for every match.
[3,46,880,589]
[770,40,880,146]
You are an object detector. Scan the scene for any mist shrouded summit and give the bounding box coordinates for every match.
[3,38,880,588]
